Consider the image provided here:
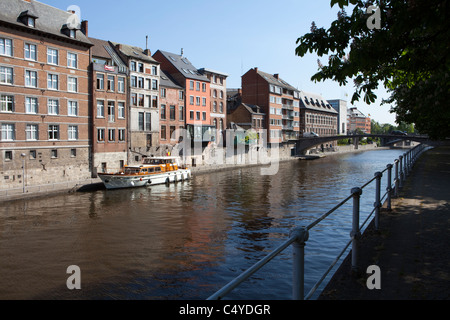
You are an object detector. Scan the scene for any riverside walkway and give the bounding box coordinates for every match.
[319,146,450,300]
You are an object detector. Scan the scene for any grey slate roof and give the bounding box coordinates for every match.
[241,103,265,115]
[111,42,159,64]
[160,70,182,89]
[299,90,338,114]
[0,0,92,46]
[256,69,298,92]
[155,50,209,82]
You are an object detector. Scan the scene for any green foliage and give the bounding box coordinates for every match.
[295,0,450,139]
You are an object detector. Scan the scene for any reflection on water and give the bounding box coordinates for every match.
[0,149,405,299]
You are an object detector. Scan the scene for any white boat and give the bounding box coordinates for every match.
[98,156,191,190]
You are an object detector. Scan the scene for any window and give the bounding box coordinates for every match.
[189,96,194,105]
[196,111,200,120]
[118,77,125,92]
[67,52,77,68]
[107,75,115,91]
[202,112,206,121]
[0,66,13,84]
[71,149,77,157]
[118,102,125,119]
[138,77,144,88]
[28,17,36,27]
[152,65,157,75]
[179,90,184,100]
[47,74,58,90]
[190,111,194,120]
[47,48,58,65]
[220,91,224,99]
[138,112,144,131]
[51,149,58,158]
[179,106,184,121]
[130,76,137,88]
[48,125,59,140]
[213,89,217,98]
[145,113,151,131]
[161,104,166,120]
[97,100,104,118]
[69,29,76,38]
[213,101,217,112]
[161,88,166,98]
[138,63,144,73]
[161,125,166,140]
[108,101,115,122]
[131,93,137,106]
[196,96,200,106]
[196,82,200,91]
[29,150,36,160]
[25,97,38,114]
[190,80,194,90]
[151,79,158,90]
[170,126,175,140]
[118,129,125,141]
[68,125,78,140]
[202,97,206,106]
[97,74,104,90]
[1,95,14,112]
[48,99,59,115]
[130,61,136,71]
[219,102,223,113]
[97,128,105,142]
[68,101,78,116]
[25,70,37,87]
[4,150,13,161]
[108,129,116,141]
[0,38,12,56]
[1,124,15,141]
[138,94,144,107]
[25,43,37,61]
[68,77,77,92]
[170,105,175,120]
[152,96,158,108]
[202,83,206,92]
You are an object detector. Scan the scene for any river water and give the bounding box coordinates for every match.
[0,148,405,300]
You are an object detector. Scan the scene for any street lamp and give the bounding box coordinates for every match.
[21,153,26,193]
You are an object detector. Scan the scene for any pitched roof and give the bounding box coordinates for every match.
[160,70,182,89]
[0,0,91,46]
[241,103,265,115]
[155,50,209,82]
[256,69,298,92]
[111,42,159,64]
[299,90,338,114]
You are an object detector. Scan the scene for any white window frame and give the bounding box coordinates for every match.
[26,124,38,141]
[25,70,37,87]
[47,73,58,90]
[24,43,37,61]
[68,100,78,116]
[1,123,15,141]
[68,125,78,140]
[96,100,105,118]
[118,102,125,119]
[48,124,59,140]
[0,95,14,112]
[67,77,77,92]
[0,38,13,57]
[67,52,77,68]
[25,97,38,114]
[0,66,13,84]
[47,48,58,65]
[48,99,59,115]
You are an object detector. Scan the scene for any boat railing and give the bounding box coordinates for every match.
[207,143,429,300]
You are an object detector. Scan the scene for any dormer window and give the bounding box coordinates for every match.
[69,29,76,38]
[27,17,35,27]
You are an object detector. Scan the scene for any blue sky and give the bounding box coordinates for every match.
[42,0,396,124]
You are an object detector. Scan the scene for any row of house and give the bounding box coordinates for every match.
[0,0,369,190]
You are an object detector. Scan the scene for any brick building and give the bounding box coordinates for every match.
[159,70,184,147]
[227,102,265,144]
[153,50,215,143]
[348,107,371,134]
[298,91,338,143]
[241,68,301,145]
[112,42,160,163]
[0,0,93,189]
[89,37,128,174]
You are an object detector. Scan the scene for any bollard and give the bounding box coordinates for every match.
[290,227,309,300]
[350,187,362,273]
[386,164,393,210]
[399,155,403,188]
[374,172,382,230]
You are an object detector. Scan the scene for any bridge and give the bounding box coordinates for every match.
[294,134,450,155]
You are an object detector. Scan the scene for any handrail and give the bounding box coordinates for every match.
[207,143,428,300]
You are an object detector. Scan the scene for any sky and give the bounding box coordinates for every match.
[42,0,397,125]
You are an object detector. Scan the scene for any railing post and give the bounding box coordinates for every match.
[394,159,399,197]
[350,187,362,273]
[386,164,393,210]
[290,226,309,300]
[374,172,382,230]
[399,155,403,188]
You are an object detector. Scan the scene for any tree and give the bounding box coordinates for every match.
[295,0,450,139]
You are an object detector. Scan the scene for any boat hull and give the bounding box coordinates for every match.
[98,169,191,190]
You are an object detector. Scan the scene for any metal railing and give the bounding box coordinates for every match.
[207,143,428,300]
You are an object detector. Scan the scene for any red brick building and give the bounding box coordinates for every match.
[89,37,128,174]
[241,68,301,145]
[153,50,215,143]
[348,107,371,134]
[0,0,93,189]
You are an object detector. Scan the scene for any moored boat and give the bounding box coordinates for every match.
[98,156,191,190]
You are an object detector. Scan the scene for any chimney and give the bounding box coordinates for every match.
[274,74,279,79]
[144,49,151,56]
[116,44,122,50]
[181,48,184,57]
[81,20,88,36]
[254,67,258,72]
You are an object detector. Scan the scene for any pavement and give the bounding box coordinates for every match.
[318,146,450,300]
